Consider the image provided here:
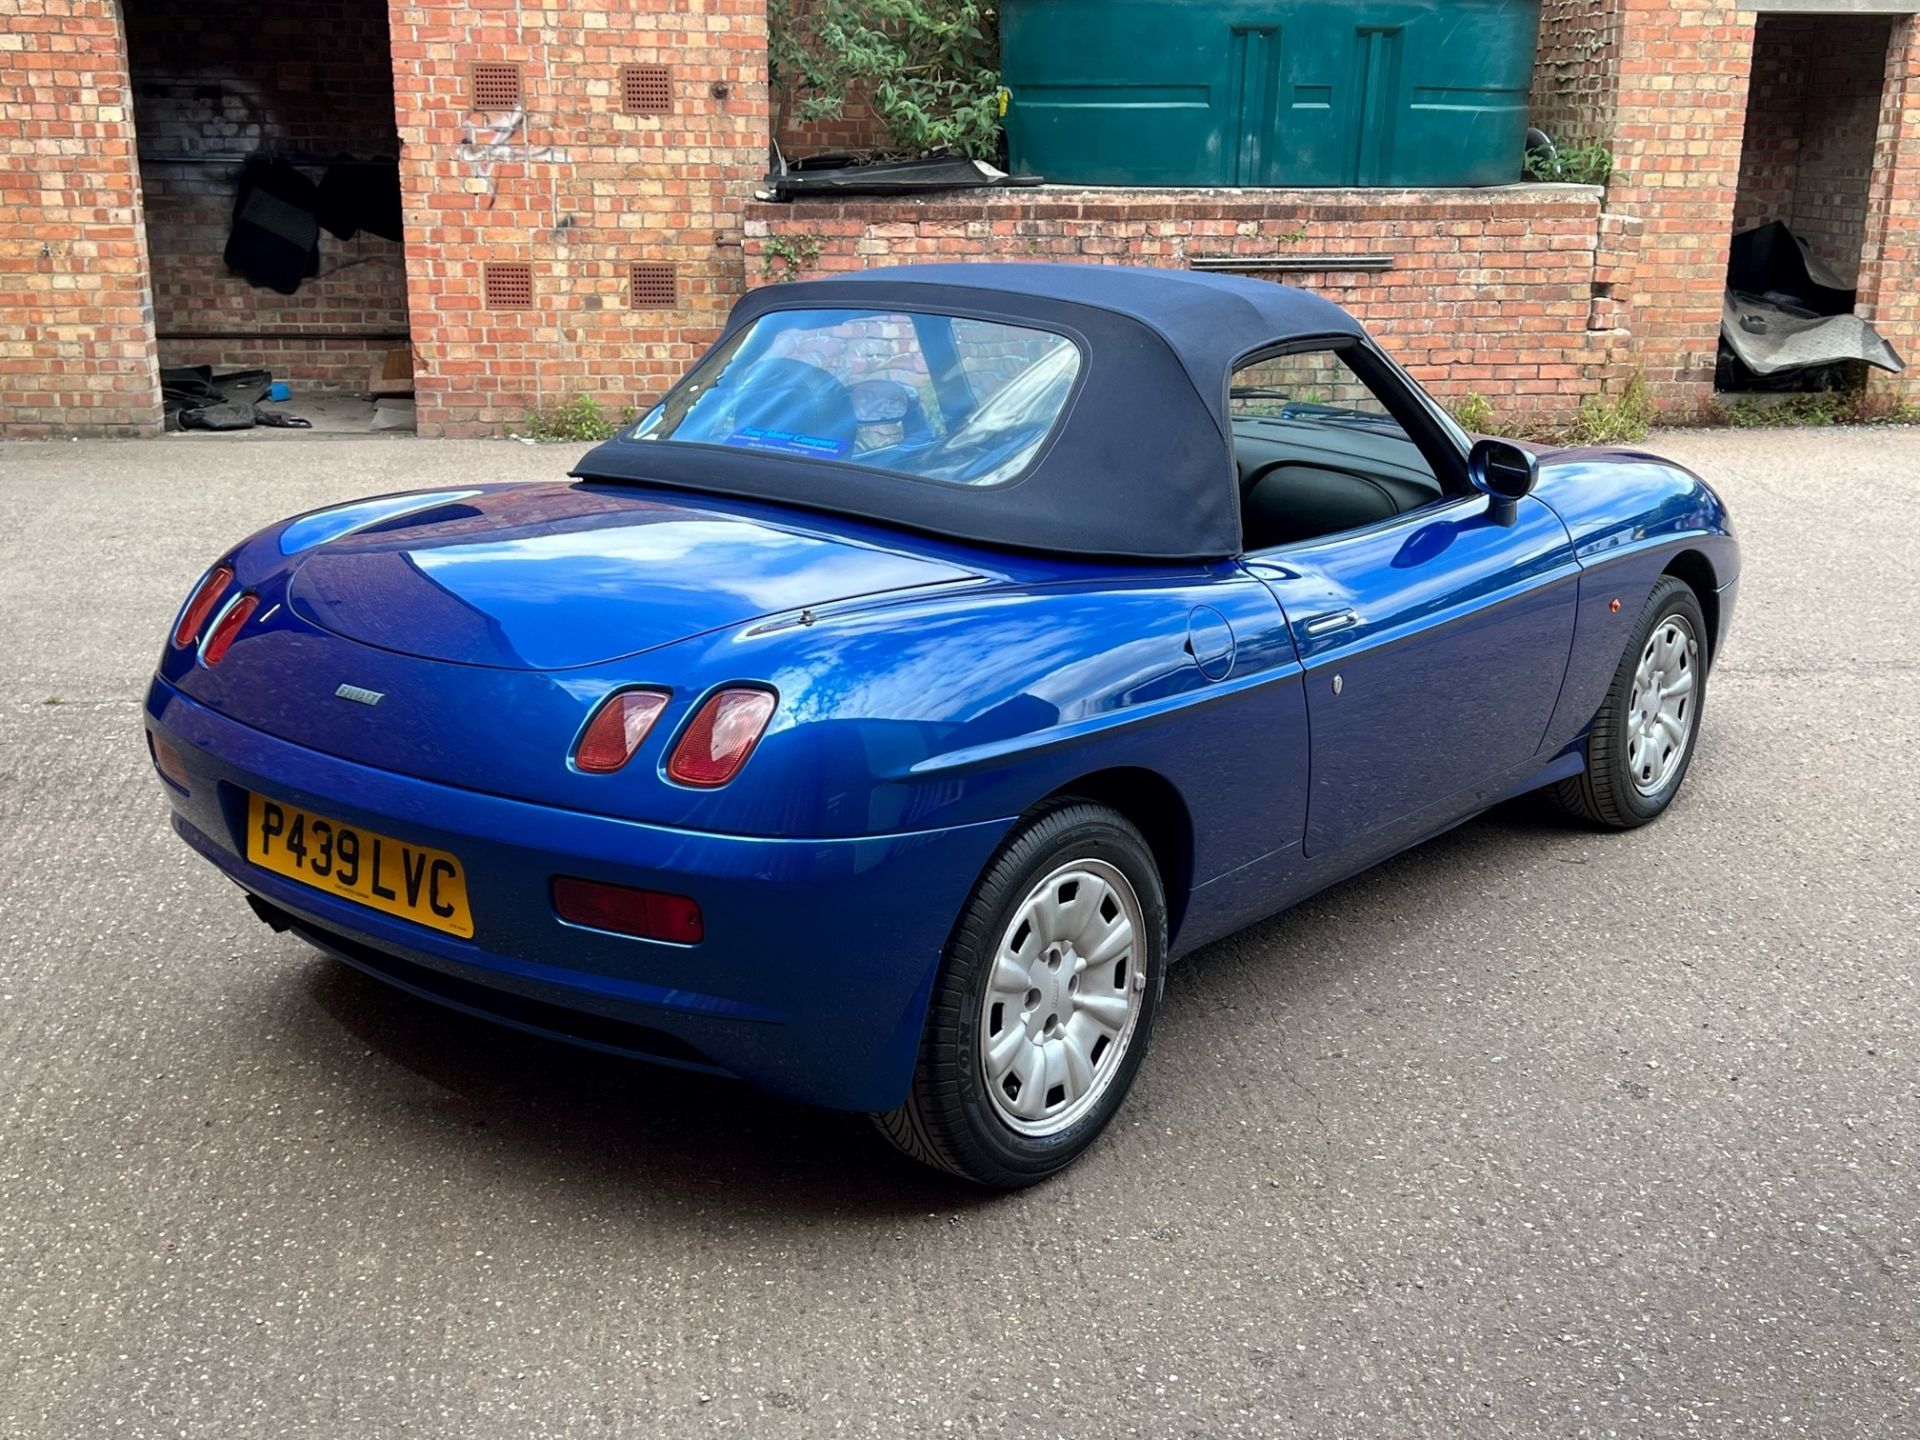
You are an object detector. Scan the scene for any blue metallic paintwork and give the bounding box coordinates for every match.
[149,677,1007,1111]
[1247,493,1579,856]
[285,487,980,671]
[147,411,1738,1115]
[277,490,482,555]
[1185,607,1236,680]
[160,485,1302,856]
[1529,449,1739,751]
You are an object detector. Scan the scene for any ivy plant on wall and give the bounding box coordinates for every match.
[769,0,1002,160]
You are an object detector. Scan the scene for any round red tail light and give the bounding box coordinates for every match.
[199,592,258,667]
[173,564,234,648]
[574,689,671,773]
[667,688,777,788]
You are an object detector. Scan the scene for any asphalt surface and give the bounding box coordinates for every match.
[0,427,1914,1438]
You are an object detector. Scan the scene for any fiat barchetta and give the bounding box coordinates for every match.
[147,264,1737,1185]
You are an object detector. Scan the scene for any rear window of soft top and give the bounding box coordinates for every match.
[630,307,1082,487]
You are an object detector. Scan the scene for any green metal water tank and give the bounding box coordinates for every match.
[1001,0,1542,187]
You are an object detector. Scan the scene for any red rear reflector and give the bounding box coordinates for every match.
[149,733,191,793]
[574,689,670,773]
[552,876,704,944]
[667,688,776,788]
[173,564,233,648]
[199,592,258,666]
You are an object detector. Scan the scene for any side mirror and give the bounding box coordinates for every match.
[1467,438,1539,527]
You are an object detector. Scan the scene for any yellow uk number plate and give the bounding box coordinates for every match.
[245,793,474,939]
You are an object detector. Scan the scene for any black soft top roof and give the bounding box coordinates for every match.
[573,263,1368,562]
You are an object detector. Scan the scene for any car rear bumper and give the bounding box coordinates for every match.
[146,676,1011,1112]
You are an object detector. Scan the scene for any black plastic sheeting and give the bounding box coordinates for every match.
[316,157,404,243]
[161,367,311,432]
[1720,220,1904,382]
[763,153,1040,200]
[224,159,320,295]
[1727,221,1856,317]
[224,155,403,294]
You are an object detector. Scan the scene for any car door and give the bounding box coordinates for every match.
[1233,342,1579,858]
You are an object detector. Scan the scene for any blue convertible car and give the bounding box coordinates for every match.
[147,265,1737,1185]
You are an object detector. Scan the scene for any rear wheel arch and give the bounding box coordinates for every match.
[1036,767,1194,950]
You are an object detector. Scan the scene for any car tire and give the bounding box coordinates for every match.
[1549,574,1710,830]
[874,800,1168,1188]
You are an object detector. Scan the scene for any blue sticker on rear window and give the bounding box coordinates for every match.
[726,425,851,458]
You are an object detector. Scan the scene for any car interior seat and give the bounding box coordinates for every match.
[1239,462,1405,549]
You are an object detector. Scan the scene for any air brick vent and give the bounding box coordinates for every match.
[484,262,534,309]
[470,63,524,112]
[629,262,677,309]
[620,64,673,115]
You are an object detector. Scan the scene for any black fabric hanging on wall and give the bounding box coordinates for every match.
[224,158,322,294]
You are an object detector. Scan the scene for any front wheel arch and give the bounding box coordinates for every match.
[1663,549,1719,663]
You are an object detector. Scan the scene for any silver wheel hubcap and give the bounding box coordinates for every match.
[979,857,1146,1137]
[1626,611,1699,796]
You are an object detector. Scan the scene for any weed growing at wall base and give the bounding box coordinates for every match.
[1711,388,1920,428]
[517,395,636,443]
[1563,372,1654,446]
[1447,393,1496,434]
[1440,376,1652,448]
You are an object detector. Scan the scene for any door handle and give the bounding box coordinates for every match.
[1302,608,1360,636]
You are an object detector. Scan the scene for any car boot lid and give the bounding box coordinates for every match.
[283,483,981,670]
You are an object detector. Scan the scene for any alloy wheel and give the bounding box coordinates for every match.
[1626,610,1700,796]
[978,857,1147,1137]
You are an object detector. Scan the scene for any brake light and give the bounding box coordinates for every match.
[574,689,671,773]
[552,876,704,944]
[173,564,233,648]
[199,593,258,666]
[667,688,777,788]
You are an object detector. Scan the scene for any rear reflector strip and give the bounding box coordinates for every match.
[552,876,704,944]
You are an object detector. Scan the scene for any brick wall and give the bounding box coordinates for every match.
[1793,25,1895,285]
[744,187,1618,424]
[126,0,409,393]
[1529,0,1621,150]
[389,0,769,437]
[778,80,893,158]
[1857,17,1920,407]
[1604,0,1754,410]
[0,0,161,437]
[1732,17,1806,241]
